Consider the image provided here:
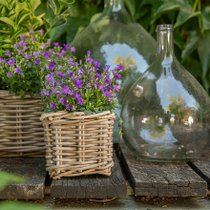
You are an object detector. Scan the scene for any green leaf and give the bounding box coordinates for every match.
[201,6,210,31]
[66,16,89,43]
[174,9,200,28]
[0,171,23,191]
[124,0,136,17]
[0,0,9,8]
[49,23,67,41]
[0,201,45,210]
[0,17,15,27]
[197,30,210,78]
[182,30,199,59]
[152,2,180,23]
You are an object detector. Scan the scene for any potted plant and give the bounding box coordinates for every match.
[0,30,48,157]
[40,45,124,179]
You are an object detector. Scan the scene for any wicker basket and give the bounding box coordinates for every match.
[0,90,45,157]
[40,110,115,179]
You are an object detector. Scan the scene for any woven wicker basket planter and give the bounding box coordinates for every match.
[0,90,45,157]
[40,110,115,179]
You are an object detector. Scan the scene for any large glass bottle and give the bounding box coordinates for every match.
[72,0,156,103]
[121,24,210,161]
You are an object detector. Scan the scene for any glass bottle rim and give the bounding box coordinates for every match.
[156,24,173,32]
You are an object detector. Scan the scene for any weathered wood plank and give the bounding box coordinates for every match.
[119,143,207,198]
[0,158,46,200]
[51,152,127,199]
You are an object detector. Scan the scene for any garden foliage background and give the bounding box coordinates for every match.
[0,0,210,209]
[1,0,210,94]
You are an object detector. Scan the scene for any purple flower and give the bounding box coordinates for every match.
[57,71,65,78]
[93,60,101,68]
[78,68,84,75]
[34,59,40,65]
[67,69,74,78]
[62,86,73,95]
[33,52,39,57]
[24,54,31,60]
[18,40,26,47]
[43,51,50,58]
[8,58,15,66]
[17,49,22,55]
[95,73,102,79]
[49,62,55,71]
[114,73,122,79]
[56,91,62,97]
[86,57,93,64]
[70,47,76,52]
[40,90,50,96]
[117,64,125,71]
[87,50,91,56]
[6,72,12,78]
[103,90,112,98]
[45,74,54,85]
[113,85,120,92]
[59,97,67,106]
[105,77,111,84]
[104,65,111,72]
[20,35,27,40]
[14,67,23,76]
[66,104,71,111]
[74,78,83,89]
[53,42,59,47]
[73,93,84,105]
[40,29,44,35]
[67,58,73,65]
[29,30,34,35]
[0,58,5,63]
[5,50,10,57]
[50,102,56,110]
[99,85,105,91]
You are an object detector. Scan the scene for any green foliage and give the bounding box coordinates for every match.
[0,30,47,96]
[0,171,45,210]
[0,171,23,191]
[0,202,45,210]
[53,0,210,94]
[0,0,44,55]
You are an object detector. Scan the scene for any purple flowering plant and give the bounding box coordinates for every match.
[41,46,124,113]
[0,30,48,96]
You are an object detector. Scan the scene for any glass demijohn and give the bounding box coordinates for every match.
[121,24,210,161]
[72,0,156,102]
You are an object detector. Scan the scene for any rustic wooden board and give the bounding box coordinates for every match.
[0,158,46,200]
[119,143,207,198]
[51,153,127,199]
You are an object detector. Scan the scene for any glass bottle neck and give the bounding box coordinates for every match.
[103,0,131,23]
[157,25,174,64]
[104,0,123,12]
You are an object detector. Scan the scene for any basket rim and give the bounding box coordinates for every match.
[40,110,114,122]
[0,90,40,99]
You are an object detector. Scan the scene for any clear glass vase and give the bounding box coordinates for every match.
[72,0,156,103]
[72,0,156,142]
[121,24,210,161]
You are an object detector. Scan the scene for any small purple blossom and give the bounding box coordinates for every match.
[113,85,120,92]
[34,59,40,65]
[5,50,11,57]
[62,86,73,95]
[45,74,54,85]
[74,78,83,89]
[18,40,26,47]
[8,58,15,66]
[95,73,102,79]
[50,102,56,110]
[59,97,67,106]
[57,71,65,78]
[40,29,44,35]
[49,62,55,71]
[6,72,12,78]
[33,52,39,57]
[70,47,76,52]
[43,51,49,58]
[53,42,59,47]
[41,90,50,96]
[14,67,23,76]
[66,104,71,111]
[0,58,5,63]
[103,90,112,98]
[24,54,31,60]
[86,57,93,64]
[114,73,122,79]
[87,50,91,56]
[17,49,22,55]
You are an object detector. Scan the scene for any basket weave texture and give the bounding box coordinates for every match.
[41,110,115,179]
[0,90,45,157]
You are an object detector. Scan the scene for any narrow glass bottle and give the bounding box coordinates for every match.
[121,24,210,161]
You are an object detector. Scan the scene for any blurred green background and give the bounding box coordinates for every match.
[1,0,210,93]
